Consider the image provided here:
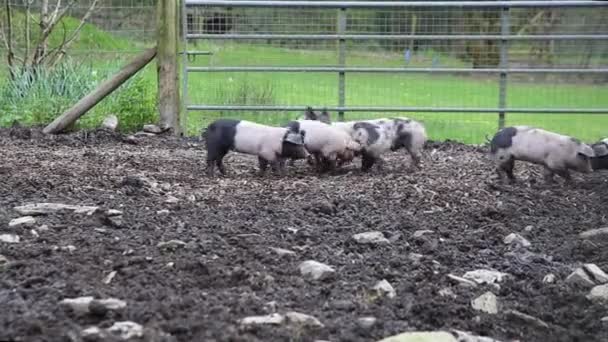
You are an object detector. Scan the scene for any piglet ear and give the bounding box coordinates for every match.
[300,130,306,138]
[577,152,590,160]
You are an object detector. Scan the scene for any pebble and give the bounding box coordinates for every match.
[0,255,8,264]
[0,234,20,243]
[471,291,498,314]
[412,230,434,238]
[60,296,127,315]
[157,209,170,215]
[107,321,144,340]
[157,239,187,249]
[377,331,457,342]
[503,233,531,248]
[8,216,36,228]
[447,274,477,288]
[285,311,324,327]
[14,203,98,216]
[352,231,390,245]
[583,264,608,284]
[587,284,608,303]
[38,224,49,232]
[240,313,285,325]
[579,227,608,239]
[524,225,534,232]
[165,196,179,204]
[439,288,456,298]
[299,260,336,281]
[372,279,396,299]
[106,209,123,216]
[542,273,556,283]
[101,115,118,131]
[270,247,296,256]
[566,268,595,287]
[143,124,162,134]
[463,269,508,285]
[356,316,377,330]
[102,271,117,285]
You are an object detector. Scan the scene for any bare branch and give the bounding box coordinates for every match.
[45,20,69,68]
[23,0,34,69]
[59,0,98,52]
[4,0,15,78]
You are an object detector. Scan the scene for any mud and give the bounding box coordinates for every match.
[1,127,607,342]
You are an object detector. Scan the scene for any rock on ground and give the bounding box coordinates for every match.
[587,284,608,303]
[377,331,457,342]
[60,296,126,315]
[299,260,335,281]
[240,313,285,326]
[352,231,390,244]
[566,268,596,287]
[285,311,324,327]
[270,247,296,256]
[579,227,608,239]
[372,279,396,299]
[102,115,118,131]
[503,233,531,247]
[584,264,608,284]
[8,216,36,228]
[471,291,498,314]
[107,321,144,339]
[463,269,508,285]
[14,203,98,216]
[0,234,20,243]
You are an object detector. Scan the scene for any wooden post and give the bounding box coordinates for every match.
[43,48,157,134]
[157,0,180,135]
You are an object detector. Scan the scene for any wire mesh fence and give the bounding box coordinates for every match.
[183,1,608,143]
[0,0,157,130]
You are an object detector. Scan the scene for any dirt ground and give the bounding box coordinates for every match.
[1,127,608,342]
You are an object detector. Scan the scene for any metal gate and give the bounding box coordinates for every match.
[180,0,608,135]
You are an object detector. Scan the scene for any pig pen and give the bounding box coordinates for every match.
[1,127,607,342]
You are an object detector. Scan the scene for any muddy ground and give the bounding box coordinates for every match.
[1,127,607,342]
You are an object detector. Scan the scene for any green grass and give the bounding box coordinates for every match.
[184,42,608,143]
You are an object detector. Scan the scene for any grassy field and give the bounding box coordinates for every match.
[184,42,608,143]
[1,16,607,143]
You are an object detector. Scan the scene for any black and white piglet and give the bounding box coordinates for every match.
[591,138,608,170]
[489,126,595,183]
[203,119,308,177]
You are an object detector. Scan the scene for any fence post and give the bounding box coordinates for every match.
[337,7,346,122]
[181,0,189,135]
[157,0,180,135]
[498,5,510,130]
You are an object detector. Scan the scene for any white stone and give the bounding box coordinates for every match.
[14,203,98,216]
[240,313,285,325]
[463,269,508,285]
[285,311,324,327]
[524,225,534,232]
[579,227,608,239]
[451,329,503,342]
[106,209,123,216]
[439,288,456,298]
[8,216,36,228]
[157,209,170,215]
[102,271,117,285]
[0,255,8,264]
[542,273,556,283]
[377,331,457,342]
[587,284,608,303]
[601,316,608,322]
[299,260,335,281]
[503,233,531,248]
[566,268,595,287]
[81,326,106,339]
[102,115,118,131]
[0,234,20,243]
[143,124,162,134]
[270,247,296,256]
[583,264,608,284]
[157,240,187,249]
[38,224,50,232]
[356,316,377,329]
[352,231,390,244]
[447,274,478,288]
[60,297,126,315]
[471,291,498,314]
[373,279,396,299]
[165,196,179,204]
[412,230,434,238]
[107,321,144,340]
[30,229,39,237]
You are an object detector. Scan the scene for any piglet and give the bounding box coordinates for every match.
[203,119,308,177]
